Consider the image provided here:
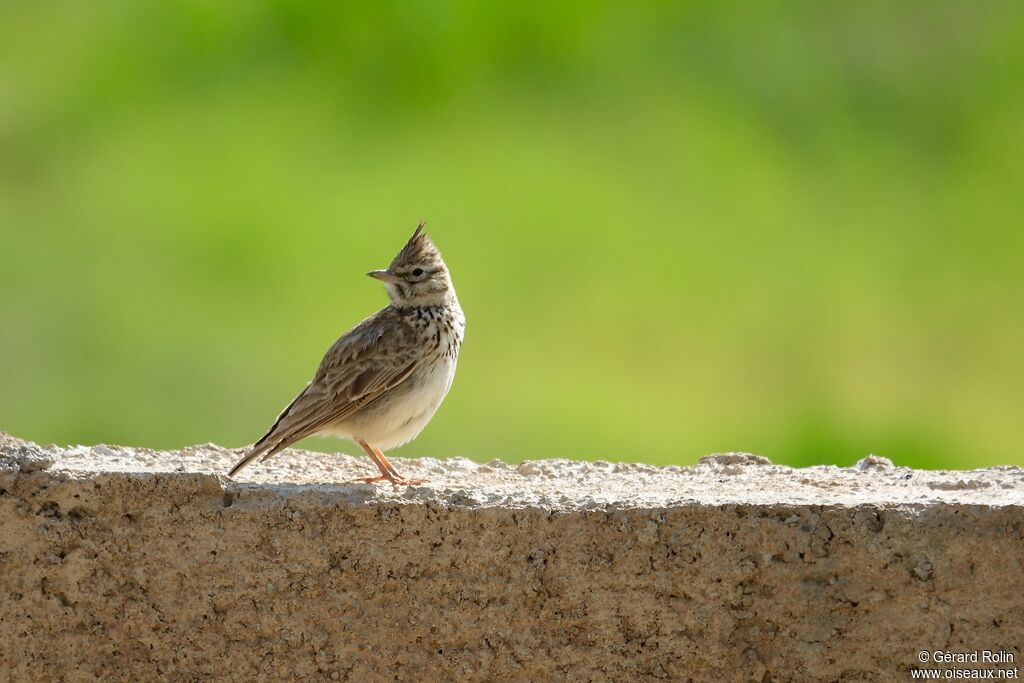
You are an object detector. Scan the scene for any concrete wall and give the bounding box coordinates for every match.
[2,433,1022,682]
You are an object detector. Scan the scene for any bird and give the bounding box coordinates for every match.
[228,223,465,484]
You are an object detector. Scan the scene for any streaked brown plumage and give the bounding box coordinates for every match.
[228,223,465,483]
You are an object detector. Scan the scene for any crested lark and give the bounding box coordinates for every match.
[229,223,465,484]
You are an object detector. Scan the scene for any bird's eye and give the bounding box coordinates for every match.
[411,268,424,277]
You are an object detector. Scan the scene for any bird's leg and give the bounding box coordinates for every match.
[368,443,424,485]
[354,440,392,482]
[371,445,402,479]
[355,440,423,485]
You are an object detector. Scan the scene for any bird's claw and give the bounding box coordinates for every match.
[355,475,425,486]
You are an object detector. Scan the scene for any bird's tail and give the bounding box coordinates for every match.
[228,414,301,476]
[229,384,311,477]
[227,436,280,478]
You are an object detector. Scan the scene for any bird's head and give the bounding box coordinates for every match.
[368,223,455,307]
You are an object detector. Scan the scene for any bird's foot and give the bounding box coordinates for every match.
[355,474,425,486]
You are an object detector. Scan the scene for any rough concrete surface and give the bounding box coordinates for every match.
[1,432,1023,682]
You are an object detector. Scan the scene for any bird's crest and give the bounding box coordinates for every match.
[390,221,441,268]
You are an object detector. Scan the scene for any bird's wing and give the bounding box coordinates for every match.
[228,310,419,477]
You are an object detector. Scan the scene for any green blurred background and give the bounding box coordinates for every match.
[2,1,1022,469]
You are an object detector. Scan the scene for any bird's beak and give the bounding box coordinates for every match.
[367,269,402,284]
